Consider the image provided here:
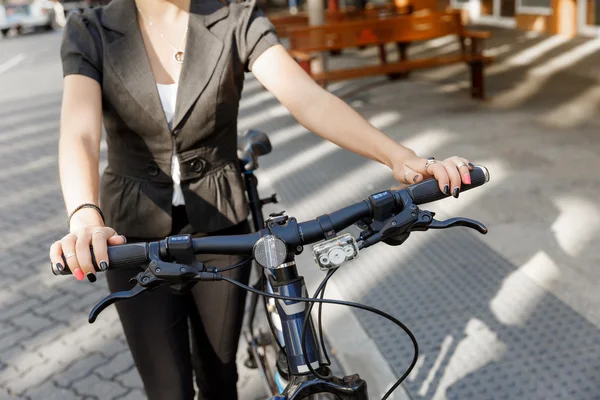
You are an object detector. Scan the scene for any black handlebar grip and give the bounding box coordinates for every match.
[53,243,150,275]
[405,165,490,206]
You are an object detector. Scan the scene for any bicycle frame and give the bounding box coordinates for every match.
[241,166,369,400]
[242,167,286,395]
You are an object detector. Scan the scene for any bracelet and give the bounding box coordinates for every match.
[67,203,105,229]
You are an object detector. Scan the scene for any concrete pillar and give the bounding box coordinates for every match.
[307,0,326,74]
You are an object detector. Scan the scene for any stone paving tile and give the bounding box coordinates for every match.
[0,299,40,322]
[11,313,56,333]
[25,381,81,400]
[4,361,60,396]
[53,354,108,387]
[113,388,145,400]
[71,373,129,399]
[0,328,33,352]
[113,367,143,391]
[96,353,137,381]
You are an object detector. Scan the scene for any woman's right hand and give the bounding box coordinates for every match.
[49,225,126,282]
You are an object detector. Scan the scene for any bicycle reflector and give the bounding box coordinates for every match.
[312,233,359,271]
[253,235,287,269]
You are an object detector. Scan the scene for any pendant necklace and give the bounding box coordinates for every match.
[136,6,189,64]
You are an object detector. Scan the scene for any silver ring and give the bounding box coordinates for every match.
[92,230,107,237]
[456,161,466,168]
[403,171,410,183]
[64,252,76,259]
[425,157,436,172]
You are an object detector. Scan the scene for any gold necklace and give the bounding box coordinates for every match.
[136,6,189,63]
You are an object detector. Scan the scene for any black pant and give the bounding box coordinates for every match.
[107,206,252,400]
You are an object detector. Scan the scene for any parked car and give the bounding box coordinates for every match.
[0,0,65,36]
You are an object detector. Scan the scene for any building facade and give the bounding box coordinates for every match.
[415,0,599,36]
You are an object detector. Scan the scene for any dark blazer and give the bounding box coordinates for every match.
[60,0,279,238]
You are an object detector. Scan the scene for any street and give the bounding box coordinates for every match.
[2,25,600,400]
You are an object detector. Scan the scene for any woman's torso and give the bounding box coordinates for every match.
[60,0,278,238]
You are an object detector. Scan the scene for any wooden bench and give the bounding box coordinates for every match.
[268,4,412,38]
[287,11,493,99]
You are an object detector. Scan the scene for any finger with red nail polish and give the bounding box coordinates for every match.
[463,173,472,185]
[73,268,85,281]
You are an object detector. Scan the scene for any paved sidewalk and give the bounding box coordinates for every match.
[256,27,600,399]
[2,26,600,400]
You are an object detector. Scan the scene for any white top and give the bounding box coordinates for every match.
[156,83,185,206]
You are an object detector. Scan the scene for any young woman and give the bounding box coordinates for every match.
[49,0,474,398]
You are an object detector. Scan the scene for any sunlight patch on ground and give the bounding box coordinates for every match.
[538,84,600,128]
[490,252,558,326]
[2,155,56,181]
[0,181,56,209]
[409,35,458,56]
[268,124,310,147]
[0,120,58,144]
[237,103,290,132]
[0,134,57,156]
[431,318,507,400]
[418,335,454,397]
[492,38,600,108]
[0,106,58,128]
[259,111,402,185]
[239,90,275,109]
[486,35,569,77]
[424,43,512,84]
[551,195,600,258]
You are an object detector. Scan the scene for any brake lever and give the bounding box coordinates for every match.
[88,267,169,323]
[88,281,148,323]
[424,217,488,234]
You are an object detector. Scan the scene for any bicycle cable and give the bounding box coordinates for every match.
[261,273,287,358]
[219,275,419,400]
[301,268,337,379]
[214,257,253,272]
[317,273,333,367]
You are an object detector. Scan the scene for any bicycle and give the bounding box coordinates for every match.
[52,131,490,400]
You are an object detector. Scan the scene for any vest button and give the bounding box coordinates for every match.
[148,161,159,177]
[190,158,203,173]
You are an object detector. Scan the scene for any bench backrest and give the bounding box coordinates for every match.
[287,11,465,53]
[268,4,412,37]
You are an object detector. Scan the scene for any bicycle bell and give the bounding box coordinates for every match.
[253,235,287,270]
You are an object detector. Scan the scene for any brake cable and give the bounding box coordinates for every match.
[219,274,419,400]
[301,268,338,380]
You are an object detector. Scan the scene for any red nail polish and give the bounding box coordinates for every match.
[73,268,84,281]
[463,173,471,185]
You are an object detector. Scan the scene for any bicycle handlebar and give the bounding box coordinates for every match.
[406,165,490,205]
[55,165,489,275]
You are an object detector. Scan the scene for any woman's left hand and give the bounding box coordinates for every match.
[392,155,475,198]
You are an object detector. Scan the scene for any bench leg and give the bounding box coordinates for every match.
[397,42,409,62]
[378,44,387,64]
[469,61,485,100]
[388,42,410,80]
